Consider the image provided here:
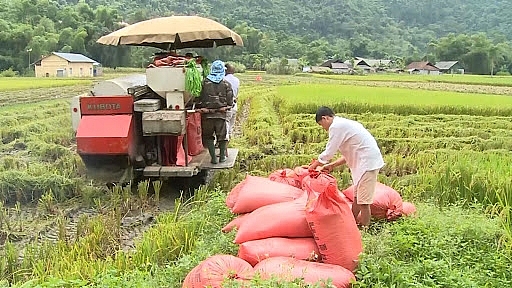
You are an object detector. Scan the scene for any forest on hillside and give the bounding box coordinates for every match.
[1,0,512,75]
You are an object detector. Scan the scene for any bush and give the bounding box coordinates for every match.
[265,61,300,75]
[227,62,246,73]
[0,68,18,77]
[496,71,511,76]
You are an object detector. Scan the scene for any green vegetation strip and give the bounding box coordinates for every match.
[0,78,93,91]
[279,84,512,116]
[309,73,512,87]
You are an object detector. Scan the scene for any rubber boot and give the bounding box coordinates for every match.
[218,141,229,157]
[206,140,217,164]
[218,141,227,163]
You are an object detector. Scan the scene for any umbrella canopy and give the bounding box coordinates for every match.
[96,16,244,50]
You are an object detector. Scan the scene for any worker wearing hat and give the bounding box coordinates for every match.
[196,60,234,164]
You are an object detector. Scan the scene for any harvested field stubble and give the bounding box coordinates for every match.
[1,75,512,287]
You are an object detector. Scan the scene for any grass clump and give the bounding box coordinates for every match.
[354,204,512,287]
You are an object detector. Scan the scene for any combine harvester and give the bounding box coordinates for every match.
[70,16,244,184]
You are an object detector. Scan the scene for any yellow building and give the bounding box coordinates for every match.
[34,52,102,77]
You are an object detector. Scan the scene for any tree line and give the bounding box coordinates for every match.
[0,0,511,75]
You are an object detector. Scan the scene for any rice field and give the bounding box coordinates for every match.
[278,84,512,116]
[309,73,512,86]
[0,78,93,91]
[0,72,511,287]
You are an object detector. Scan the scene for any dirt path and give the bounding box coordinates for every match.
[232,99,250,139]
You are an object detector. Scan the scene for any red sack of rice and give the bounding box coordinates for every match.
[306,183,362,272]
[238,237,319,266]
[302,171,337,194]
[338,189,353,204]
[402,201,417,217]
[226,175,305,214]
[268,168,301,188]
[222,213,250,233]
[182,255,253,288]
[342,182,404,221]
[254,257,355,288]
[293,165,311,183]
[234,195,312,244]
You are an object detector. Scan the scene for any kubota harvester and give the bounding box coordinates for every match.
[70,63,238,183]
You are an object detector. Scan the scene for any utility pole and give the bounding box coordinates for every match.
[27,48,33,71]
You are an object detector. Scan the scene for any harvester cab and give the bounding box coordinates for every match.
[71,65,238,183]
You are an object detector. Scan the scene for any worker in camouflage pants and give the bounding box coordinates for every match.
[196,60,234,164]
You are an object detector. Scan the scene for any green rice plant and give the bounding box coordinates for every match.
[137,180,150,208]
[0,127,24,144]
[79,185,105,207]
[35,130,75,146]
[12,212,124,283]
[288,127,325,143]
[211,168,242,191]
[28,141,73,162]
[0,201,12,232]
[353,204,512,287]
[13,202,22,232]
[309,73,512,87]
[279,84,512,116]
[0,156,27,171]
[75,214,89,242]
[122,185,132,212]
[109,184,123,211]
[0,77,92,91]
[496,187,512,249]
[417,151,512,206]
[94,198,106,214]
[38,189,56,215]
[152,180,162,204]
[56,214,67,243]
[1,241,19,283]
[132,200,204,267]
[374,136,512,155]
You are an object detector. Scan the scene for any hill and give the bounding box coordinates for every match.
[1,0,511,72]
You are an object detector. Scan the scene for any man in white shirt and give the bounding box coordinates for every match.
[223,63,240,154]
[308,106,385,228]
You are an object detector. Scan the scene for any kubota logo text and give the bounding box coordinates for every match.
[87,103,121,110]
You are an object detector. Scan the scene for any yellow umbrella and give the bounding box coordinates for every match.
[97,15,244,50]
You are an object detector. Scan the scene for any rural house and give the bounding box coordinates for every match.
[354,57,393,68]
[344,58,374,73]
[34,52,102,77]
[320,59,344,68]
[330,62,351,74]
[319,59,351,74]
[435,61,464,74]
[406,61,440,75]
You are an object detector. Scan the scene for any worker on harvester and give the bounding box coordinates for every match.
[195,60,234,164]
[223,63,240,157]
[308,106,385,229]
